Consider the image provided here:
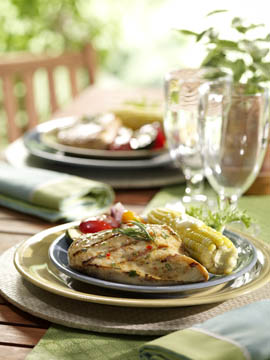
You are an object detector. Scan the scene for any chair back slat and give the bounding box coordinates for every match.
[47,67,58,113]
[0,44,96,143]
[83,43,96,84]
[2,74,21,142]
[23,70,38,130]
[68,66,78,98]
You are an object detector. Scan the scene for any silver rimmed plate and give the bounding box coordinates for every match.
[48,229,258,294]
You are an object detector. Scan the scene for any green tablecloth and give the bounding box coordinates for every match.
[25,185,270,360]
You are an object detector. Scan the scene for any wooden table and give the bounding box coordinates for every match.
[0,85,164,359]
[0,85,269,359]
[0,189,158,360]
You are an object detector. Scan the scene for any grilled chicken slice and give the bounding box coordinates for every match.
[57,113,121,149]
[68,223,209,285]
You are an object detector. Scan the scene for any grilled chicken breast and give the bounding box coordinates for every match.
[68,223,209,285]
[57,113,121,149]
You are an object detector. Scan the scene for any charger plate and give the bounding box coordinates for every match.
[13,222,270,308]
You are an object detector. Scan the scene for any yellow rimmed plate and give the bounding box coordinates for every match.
[14,222,270,308]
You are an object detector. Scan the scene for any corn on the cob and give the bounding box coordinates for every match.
[147,208,238,275]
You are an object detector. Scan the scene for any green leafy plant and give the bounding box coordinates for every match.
[177,10,270,93]
[186,201,252,233]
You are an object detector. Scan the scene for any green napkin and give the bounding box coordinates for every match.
[0,162,114,222]
[139,300,270,360]
[26,326,152,360]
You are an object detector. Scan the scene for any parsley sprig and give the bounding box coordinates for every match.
[113,221,154,242]
[186,202,252,233]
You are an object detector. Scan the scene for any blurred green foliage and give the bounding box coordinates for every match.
[0,0,125,147]
[178,10,270,93]
[0,0,122,69]
[0,0,187,148]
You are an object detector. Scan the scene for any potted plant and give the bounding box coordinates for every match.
[177,9,270,93]
[177,10,270,195]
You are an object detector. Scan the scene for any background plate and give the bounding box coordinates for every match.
[13,222,270,307]
[5,139,184,189]
[23,124,171,169]
[49,229,257,294]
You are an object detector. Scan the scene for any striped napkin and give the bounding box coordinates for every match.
[139,300,270,360]
[0,162,114,222]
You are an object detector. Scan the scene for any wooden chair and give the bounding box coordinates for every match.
[0,43,96,142]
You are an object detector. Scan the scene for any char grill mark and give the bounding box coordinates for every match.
[81,238,151,266]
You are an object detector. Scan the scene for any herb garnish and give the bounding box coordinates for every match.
[186,202,252,233]
[128,270,138,277]
[113,221,154,242]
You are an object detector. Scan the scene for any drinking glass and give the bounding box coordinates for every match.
[199,82,270,209]
[164,68,224,204]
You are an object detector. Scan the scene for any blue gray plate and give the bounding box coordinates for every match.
[49,229,257,294]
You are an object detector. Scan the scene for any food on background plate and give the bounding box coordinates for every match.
[55,112,166,152]
[112,100,163,130]
[66,203,238,286]
[57,113,121,150]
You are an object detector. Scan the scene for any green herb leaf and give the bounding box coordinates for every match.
[128,270,138,277]
[253,62,270,78]
[206,9,228,17]
[186,203,253,233]
[113,221,154,242]
[177,29,199,37]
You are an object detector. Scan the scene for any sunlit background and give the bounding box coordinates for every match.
[0,0,269,146]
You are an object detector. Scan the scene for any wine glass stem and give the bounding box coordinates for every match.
[185,174,204,196]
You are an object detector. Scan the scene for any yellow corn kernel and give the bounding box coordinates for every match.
[147,208,238,275]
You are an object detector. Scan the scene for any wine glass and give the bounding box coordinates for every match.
[164,68,224,204]
[199,81,270,210]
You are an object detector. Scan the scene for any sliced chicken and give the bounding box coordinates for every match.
[68,223,209,285]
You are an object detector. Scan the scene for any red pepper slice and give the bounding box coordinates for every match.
[79,219,113,234]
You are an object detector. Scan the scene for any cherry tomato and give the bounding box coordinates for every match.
[79,219,113,233]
